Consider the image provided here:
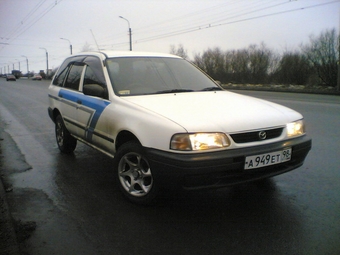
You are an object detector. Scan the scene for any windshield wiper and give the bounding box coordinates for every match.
[200,87,222,91]
[156,89,194,94]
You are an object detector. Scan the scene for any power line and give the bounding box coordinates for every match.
[3,0,48,41]
[0,0,63,52]
[131,0,278,38]
[1,0,338,57]
[135,0,340,44]
[11,0,63,41]
[100,0,282,48]
[22,0,48,24]
[200,1,290,30]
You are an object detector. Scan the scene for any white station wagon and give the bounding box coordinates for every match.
[48,51,312,204]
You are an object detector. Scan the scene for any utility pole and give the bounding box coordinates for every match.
[16,59,20,71]
[22,55,29,78]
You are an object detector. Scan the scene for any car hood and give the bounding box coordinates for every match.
[122,91,302,133]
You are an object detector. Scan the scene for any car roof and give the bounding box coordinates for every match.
[70,51,182,59]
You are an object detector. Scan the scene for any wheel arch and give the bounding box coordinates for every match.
[115,130,141,151]
[51,108,61,123]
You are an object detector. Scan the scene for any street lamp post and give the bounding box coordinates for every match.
[39,47,49,78]
[60,37,73,55]
[22,55,29,78]
[119,16,132,51]
[15,59,20,71]
[8,62,14,73]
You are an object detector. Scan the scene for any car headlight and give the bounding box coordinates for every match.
[170,133,230,151]
[287,120,305,137]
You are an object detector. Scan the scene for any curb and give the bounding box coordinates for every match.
[0,177,21,255]
[0,131,21,255]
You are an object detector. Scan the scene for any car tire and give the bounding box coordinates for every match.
[114,141,158,205]
[55,115,77,154]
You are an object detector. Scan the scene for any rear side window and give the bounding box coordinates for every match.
[64,63,84,90]
[53,61,70,86]
[53,56,86,87]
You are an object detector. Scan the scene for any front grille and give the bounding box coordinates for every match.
[230,128,283,143]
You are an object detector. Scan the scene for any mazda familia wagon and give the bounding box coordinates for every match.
[48,51,312,204]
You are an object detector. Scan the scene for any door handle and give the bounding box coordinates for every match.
[77,100,82,104]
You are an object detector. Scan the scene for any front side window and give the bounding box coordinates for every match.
[64,63,84,90]
[82,56,108,99]
[83,56,106,87]
[106,57,219,96]
[84,66,101,86]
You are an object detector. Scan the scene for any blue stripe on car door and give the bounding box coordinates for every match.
[59,89,110,141]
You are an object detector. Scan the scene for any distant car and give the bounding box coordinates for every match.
[6,74,16,81]
[48,51,312,205]
[32,74,42,80]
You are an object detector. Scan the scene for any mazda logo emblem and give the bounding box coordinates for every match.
[258,131,267,140]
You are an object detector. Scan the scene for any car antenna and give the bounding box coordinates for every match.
[90,29,100,51]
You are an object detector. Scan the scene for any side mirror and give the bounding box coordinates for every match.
[83,84,106,98]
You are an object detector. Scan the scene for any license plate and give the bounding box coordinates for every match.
[244,148,292,170]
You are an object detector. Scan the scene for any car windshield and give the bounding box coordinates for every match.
[106,57,221,96]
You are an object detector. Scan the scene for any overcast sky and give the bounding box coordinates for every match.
[0,0,339,73]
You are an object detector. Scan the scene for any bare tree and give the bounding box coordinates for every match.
[193,52,204,69]
[193,47,232,83]
[273,50,312,85]
[248,43,272,83]
[229,49,250,83]
[227,43,274,84]
[301,28,339,87]
[169,44,188,59]
[81,42,94,52]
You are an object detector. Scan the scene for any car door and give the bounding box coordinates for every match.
[57,61,86,137]
[76,56,112,150]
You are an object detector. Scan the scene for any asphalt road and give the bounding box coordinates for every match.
[0,78,339,255]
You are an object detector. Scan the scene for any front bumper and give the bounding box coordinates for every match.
[146,135,312,190]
